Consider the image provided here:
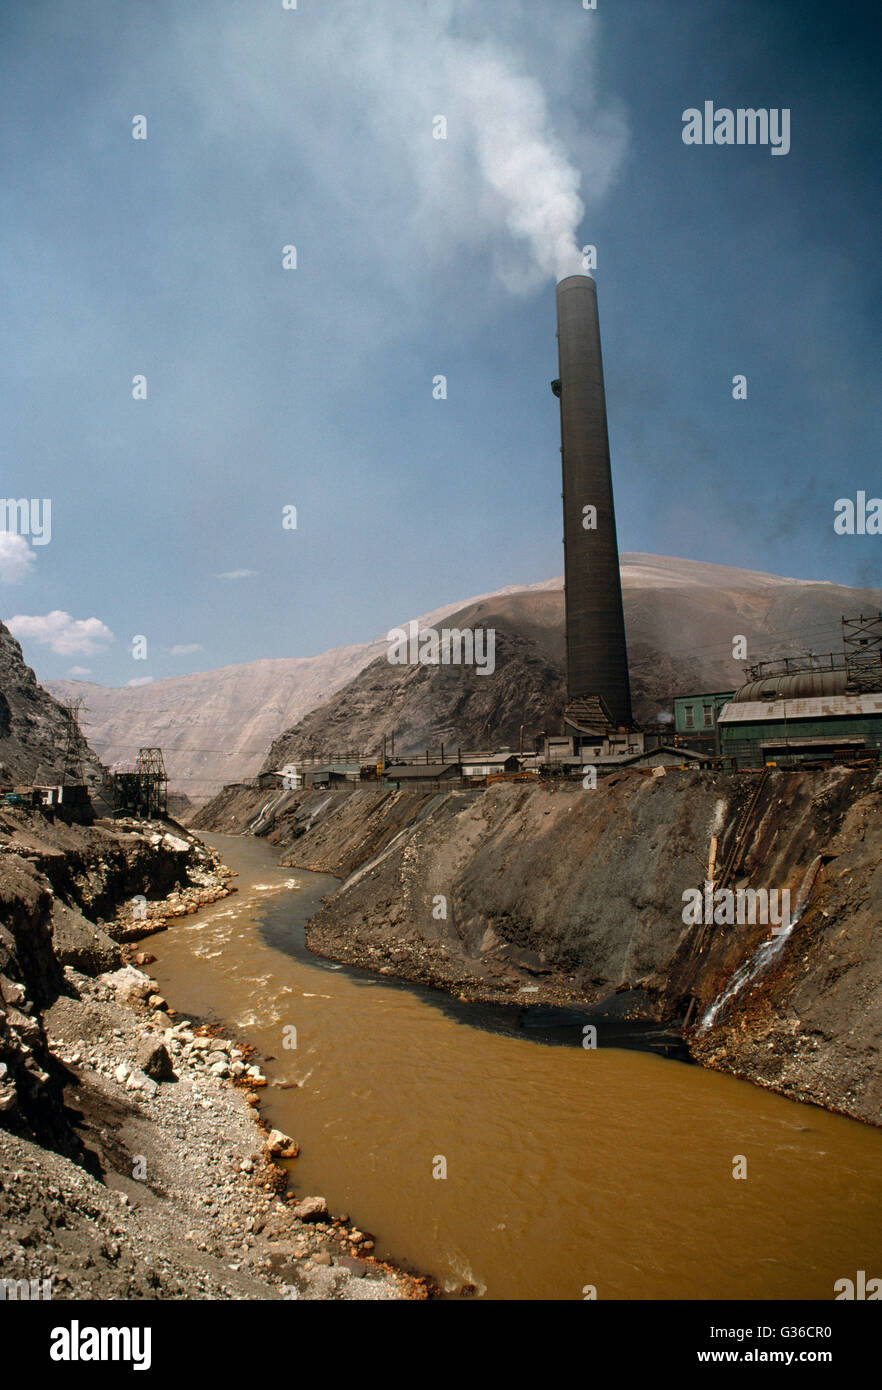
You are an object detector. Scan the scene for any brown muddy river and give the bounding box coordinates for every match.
[149,832,882,1300]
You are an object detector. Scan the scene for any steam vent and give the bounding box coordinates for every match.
[553,274,633,729]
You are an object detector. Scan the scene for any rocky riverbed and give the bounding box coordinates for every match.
[0,807,428,1300]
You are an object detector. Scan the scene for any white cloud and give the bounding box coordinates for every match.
[216,569,256,580]
[126,676,154,687]
[67,666,93,678]
[168,642,205,655]
[0,532,37,584]
[6,610,113,656]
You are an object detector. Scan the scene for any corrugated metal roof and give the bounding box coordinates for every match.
[719,693,882,723]
[461,753,519,767]
[564,745,708,766]
[759,736,865,748]
[734,671,847,702]
[674,691,735,701]
[384,763,459,778]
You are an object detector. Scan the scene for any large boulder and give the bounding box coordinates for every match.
[265,1128,299,1159]
[135,1036,176,1082]
[96,965,153,1003]
[291,1196,327,1222]
[51,902,121,976]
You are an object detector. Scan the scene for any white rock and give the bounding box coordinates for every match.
[98,966,153,1003]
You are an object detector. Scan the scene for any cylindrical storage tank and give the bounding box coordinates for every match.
[555,275,632,726]
[733,669,848,702]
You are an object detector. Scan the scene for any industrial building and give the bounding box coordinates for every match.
[460,752,521,778]
[270,286,878,787]
[112,747,168,818]
[683,616,882,769]
[258,759,364,790]
[383,763,462,789]
[0,781,94,824]
[719,692,882,768]
[672,692,735,755]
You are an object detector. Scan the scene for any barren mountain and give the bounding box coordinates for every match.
[46,555,882,795]
[44,582,561,799]
[48,642,381,805]
[266,556,882,766]
[265,598,567,769]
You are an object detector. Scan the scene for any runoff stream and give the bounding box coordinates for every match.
[148,832,882,1300]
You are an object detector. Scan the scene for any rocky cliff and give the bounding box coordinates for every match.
[0,807,231,1157]
[0,621,107,792]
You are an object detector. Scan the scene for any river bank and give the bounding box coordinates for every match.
[146,830,882,1299]
[192,768,882,1127]
[0,808,426,1300]
[9,800,875,1300]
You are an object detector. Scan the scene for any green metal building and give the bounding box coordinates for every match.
[672,691,735,754]
[718,692,882,768]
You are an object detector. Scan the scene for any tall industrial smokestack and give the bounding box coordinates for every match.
[554,274,632,728]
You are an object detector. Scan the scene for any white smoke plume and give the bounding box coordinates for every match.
[353,10,626,291]
[450,50,588,285]
[198,0,627,294]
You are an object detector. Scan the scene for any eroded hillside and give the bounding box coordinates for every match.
[195,767,882,1125]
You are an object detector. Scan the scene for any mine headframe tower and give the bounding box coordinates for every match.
[842,612,882,694]
[112,747,168,819]
[136,747,168,818]
[60,697,88,786]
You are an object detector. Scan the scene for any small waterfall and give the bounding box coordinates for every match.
[696,855,824,1033]
[301,794,333,834]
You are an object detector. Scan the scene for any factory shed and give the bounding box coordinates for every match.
[631,745,710,768]
[719,693,882,768]
[259,763,361,789]
[460,753,521,778]
[383,763,461,788]
[257,769,295,789]
[570,744,709,772]
[321,763,362,785]
[31,783,94,824]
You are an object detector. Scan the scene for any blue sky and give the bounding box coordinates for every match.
[1,0,878,686]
